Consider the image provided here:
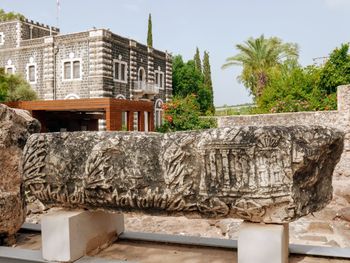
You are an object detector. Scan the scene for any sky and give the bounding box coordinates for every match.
[2,0,350,106]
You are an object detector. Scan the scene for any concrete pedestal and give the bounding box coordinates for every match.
[41,209,124,262]
[238,221,289,263]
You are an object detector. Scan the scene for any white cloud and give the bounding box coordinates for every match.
[325,0,350,9]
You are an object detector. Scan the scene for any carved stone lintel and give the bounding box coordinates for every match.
[23,126,343,223]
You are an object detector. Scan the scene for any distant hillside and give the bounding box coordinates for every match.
[215,103,256,116]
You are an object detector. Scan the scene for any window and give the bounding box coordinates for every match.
[113,59,128,83]
[0,33,4,45]
[73,61,81,79]
[26,63,37,84]
[155,99,163,128]
[64,62,71,79]
[5,66,15,74]
[28,66,35,82]
[138,67,146,82]
[62,59,81,80]
[155,70,164,89]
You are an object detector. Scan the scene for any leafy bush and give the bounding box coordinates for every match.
[254,43,350,113]
[157,95,216,132]
[0,9,25,21]
[0,68,38,102]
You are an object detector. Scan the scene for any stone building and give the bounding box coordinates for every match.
[0,18,172,130]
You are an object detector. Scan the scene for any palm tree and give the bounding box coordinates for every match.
[222,35,299,98]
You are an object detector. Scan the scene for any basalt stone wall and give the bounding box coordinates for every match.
[54,32,91,100]
[218,85,350,177]
[0,21,20,49]
[0,20,172,105]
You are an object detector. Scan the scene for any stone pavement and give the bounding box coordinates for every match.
[15,232,349,263]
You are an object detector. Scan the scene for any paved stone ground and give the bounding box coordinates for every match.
[15,232,349,263]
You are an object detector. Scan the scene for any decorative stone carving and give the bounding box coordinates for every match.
[0,104,40,242]
[23,126,343,223]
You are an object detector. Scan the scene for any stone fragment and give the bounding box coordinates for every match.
[23,126,343,223]
[0,104,40,240]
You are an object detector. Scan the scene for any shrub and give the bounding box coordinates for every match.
[157,95,216,132]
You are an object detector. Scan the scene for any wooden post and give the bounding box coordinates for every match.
[149,111,155,131]
[115,111,122,131]
[138,111,145,131]
[106,108,117,131]
[127,111,134,131]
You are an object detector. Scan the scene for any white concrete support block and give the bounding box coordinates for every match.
[238,221,289,263]
[42,209,124,262]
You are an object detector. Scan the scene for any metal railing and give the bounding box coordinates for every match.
[133,81,159,95]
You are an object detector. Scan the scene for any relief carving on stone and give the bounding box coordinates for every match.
[23,126,343,223]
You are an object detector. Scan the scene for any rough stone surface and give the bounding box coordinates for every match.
[23,126,343,223]
[217,85,350,217]
[0,104,40,238]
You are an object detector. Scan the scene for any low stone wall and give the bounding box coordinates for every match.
[218,110,338,129]
[218,85,350,177]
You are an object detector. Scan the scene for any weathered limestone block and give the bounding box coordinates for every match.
[0,104,40,239]
[23,126,343,223]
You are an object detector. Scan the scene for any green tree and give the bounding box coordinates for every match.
[157,94,216,132]
[318,44,350,94]
[172,55,213,114]
[172,55,203,97]
[147,13,153,47]
[222,35,299,99]
[203,51,215,113]
[255,58,338,114]
[0,9,25,21]
[0,68,37,102]
[194,47,202,72]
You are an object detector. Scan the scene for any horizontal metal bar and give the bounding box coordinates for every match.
[119,231,238,249]
[76,256,137,263]
[0,247,47,263]
[289,244,350,258]
[0,247,135,263]
[20,223,350,259]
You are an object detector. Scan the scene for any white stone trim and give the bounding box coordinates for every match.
[64,93,80,100]
[154,69,165,90]
[113,59,128,83]
[16,22,21,48]
[61,58,83,82]
[5,65,16,74]
[154,98,164,128]
[5,59,16,74]
[0,32,4,46]
[89,29,104,38]
[116,94,126,99]
[26,60,38,84]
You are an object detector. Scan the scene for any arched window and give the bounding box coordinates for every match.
[116,94,127,129]
[155,99,163,128]
[64,93,80,100]
[115,94,126,99]
[138,67,146,82]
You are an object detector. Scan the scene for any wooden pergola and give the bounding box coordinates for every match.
[6,98,154,132]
